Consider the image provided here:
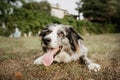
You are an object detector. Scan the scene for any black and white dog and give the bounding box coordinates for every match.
[34,24,100,72]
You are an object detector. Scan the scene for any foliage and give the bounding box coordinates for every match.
[62,16,77,27]
[0,0,119,36]
[76,20,116,34]
[76,0,120,29]
[0,0,52,36]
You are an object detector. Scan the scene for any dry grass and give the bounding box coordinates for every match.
[0,34,120,80]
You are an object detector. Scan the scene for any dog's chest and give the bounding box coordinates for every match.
[54,51,81,63]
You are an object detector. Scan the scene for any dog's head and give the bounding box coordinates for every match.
[39,24,83,54]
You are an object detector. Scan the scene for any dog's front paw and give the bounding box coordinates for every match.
[34,56,43,65]
[87,63,100,72]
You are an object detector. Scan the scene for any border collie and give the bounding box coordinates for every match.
[34,24,100,72]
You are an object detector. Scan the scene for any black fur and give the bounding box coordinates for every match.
[66,27,83,51]
[39,27,48,37]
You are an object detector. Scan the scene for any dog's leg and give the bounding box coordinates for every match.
[79,45,100,72]
[34,55,44,65]
[80,56,100,72]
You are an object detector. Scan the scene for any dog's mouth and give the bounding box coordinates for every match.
[42,46,63,66]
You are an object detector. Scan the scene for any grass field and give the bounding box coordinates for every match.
[0,33,120,80]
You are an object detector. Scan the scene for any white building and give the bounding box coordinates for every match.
[51,4,69,18]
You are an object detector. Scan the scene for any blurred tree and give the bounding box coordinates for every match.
[0,0,24,34]
[76,0,120,32]
[76,0,106,22]
[12,1,51,35]
[76,0,120,24]
[23,1,51,15]
[0,0,11,28]
[105,0,118,23]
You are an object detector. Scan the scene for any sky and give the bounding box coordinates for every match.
[34,0,79,15]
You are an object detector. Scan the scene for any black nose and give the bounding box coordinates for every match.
[43,38,51,45]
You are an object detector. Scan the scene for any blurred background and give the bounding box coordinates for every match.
[0,0,120,37]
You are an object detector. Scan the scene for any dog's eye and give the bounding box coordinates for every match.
[57,30,64,37]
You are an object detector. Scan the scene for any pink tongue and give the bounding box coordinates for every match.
[42,47,59,66]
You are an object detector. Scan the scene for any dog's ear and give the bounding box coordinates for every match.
[69,27,83,40]
[66,27,83,51]
[39,30,46,37]
[39,27,48,37]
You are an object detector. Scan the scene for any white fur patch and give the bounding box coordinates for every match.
[87,63,101,72]
[54,51,71,63]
